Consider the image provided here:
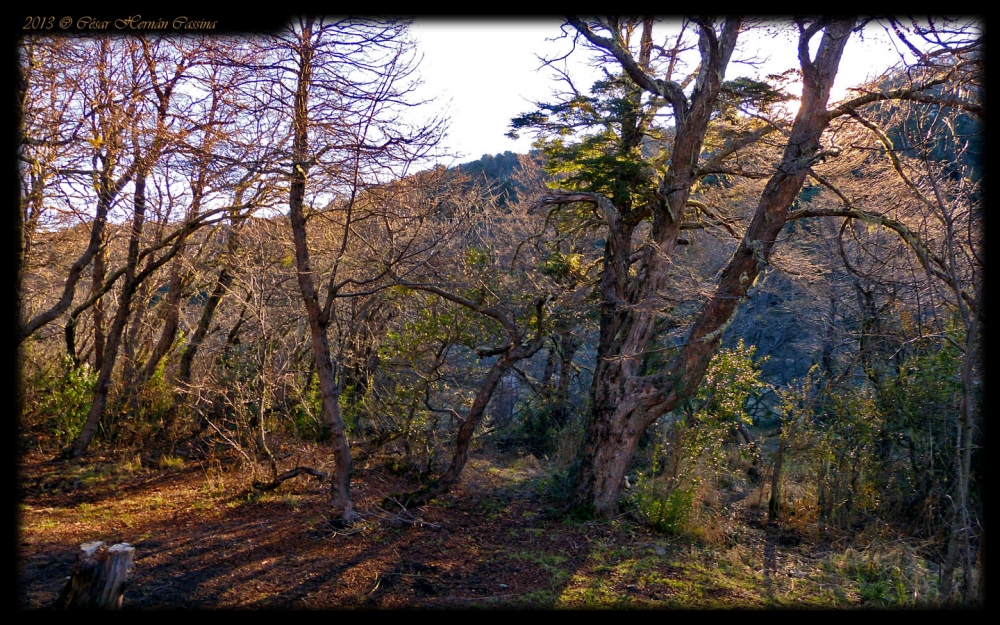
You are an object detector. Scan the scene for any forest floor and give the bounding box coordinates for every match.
[18,440,938,609]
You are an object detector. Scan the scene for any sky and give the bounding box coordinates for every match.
[406,18,934,167]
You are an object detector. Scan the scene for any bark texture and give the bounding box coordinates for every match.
[566,18,855,517]
[396,333,544,508]
[54,541,135,609]
[68,174,149,458]
[285,20,358,521]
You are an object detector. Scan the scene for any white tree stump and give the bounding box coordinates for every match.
[55,541,135,609]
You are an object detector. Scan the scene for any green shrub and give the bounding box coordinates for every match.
[29,355,98,446]
[627,341,765,536]
[288,375,325,440]
[807,326,965,533]
[832,546,939,606]
[632,480,694,535]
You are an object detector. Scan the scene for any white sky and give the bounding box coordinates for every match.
[407,18,931,167]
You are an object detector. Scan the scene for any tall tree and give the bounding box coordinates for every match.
[17,38,140,345]
[514,17,858,516]
[788,26,983,601]
[258,17,443,520]
[66,37,190,457]
[65,36,258,457]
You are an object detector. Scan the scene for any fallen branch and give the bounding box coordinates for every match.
[252,466,328,492]
[373,493,442,529]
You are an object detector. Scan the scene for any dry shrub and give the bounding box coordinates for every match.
[718,445,755,491]
[511,452,542,472]
[684,481,727,545]
[551,419,586,471]
[630,474,728,546]
[751,481,772,513]
[780,478,819,536]
[827,542,941,606]
[119,453,144,475]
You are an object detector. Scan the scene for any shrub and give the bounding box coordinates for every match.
[157,455,185,471]
[26,355,98,447]
[830,544,940,606]
[632,480,694,535]
[627,341,766,538]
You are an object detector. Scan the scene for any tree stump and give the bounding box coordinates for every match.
[54,541,135,609]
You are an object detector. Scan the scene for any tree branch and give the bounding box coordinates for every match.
[566,15,689,120]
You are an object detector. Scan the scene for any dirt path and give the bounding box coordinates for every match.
[18,447,863,608]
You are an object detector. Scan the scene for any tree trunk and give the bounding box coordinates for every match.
[17,184,118,344]
[121,272,153,389]
[54,542,134,609]
[768,434,786,523]
[568,20,855,517]
[941,518,960,603]
[958,283,981,604]
[973,523,984,606]
[164,264,234,438]
[92,242,108,372]
[178,267,232,383]
[941,285,981,605]
[138,260,185,387]
[398,353,515,508]
[142,170,216,388]
[285,21,357,521]
[396,330,543,508]
[64,312,81,367]
[552,325,580,427]
[570,400,650,517]
[301,305,355,520]
[177,207,243,385]
[64,228,109,369]
[68,175,148,458]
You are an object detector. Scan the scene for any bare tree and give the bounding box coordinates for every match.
[18,37,144,346]
[252,17,444,520]
[784,23,983,601]
[63,36,261,457]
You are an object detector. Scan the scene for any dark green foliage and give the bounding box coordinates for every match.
[510,74,659,210]
[795,323,966,538]
[510,403,563,457]
[717,74,796,123]
[23,355,97,447]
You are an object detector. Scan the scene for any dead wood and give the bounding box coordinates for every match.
[252,466,328,492]
[54,541,135,609]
